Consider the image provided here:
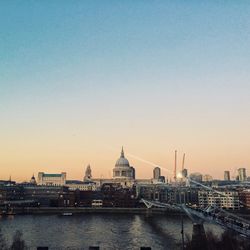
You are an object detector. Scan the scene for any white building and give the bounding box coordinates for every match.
[198,190,240,210]
[91,148,139,188]
[37,172,66,186]
[65,180,97,191]
[113,147,135,180]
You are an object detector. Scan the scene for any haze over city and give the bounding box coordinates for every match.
[1,1,250,182]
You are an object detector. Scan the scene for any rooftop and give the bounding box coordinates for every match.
[42,174,63,177]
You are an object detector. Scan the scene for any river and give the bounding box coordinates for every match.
[0,214,223,249]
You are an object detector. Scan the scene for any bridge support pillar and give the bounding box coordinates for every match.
[145,208,152,218]
[191,223,207,250]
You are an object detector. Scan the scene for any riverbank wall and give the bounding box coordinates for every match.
[13,207,180,215]
[5,207,250,218]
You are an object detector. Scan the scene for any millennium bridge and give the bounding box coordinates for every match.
[141,178,250,249]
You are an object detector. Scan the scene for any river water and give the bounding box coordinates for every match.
[0,214,223,250]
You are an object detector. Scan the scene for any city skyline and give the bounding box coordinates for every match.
[1,1,250,181]
[1,147,249,183]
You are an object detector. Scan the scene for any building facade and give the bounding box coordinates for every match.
[24,185,66,206]
[198,189,240,210]
[65,180,97,191]
[239,189,250,210]
[37,172,66,186]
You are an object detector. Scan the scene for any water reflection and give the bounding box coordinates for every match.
[0,214,222,249]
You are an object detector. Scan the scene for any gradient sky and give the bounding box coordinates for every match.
[1,1,250,181]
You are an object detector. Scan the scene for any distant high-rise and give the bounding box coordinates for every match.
[224,171,230,181]
[202,174,213,182]
[182,168,188,178]
[238,168,247,182]
[189,172,202,183]
[153,167,161,180]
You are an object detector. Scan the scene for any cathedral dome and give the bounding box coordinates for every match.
[115,147,130,167]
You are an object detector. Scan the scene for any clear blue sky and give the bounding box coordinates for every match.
[0,1,250,180]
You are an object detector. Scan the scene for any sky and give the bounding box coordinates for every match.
[0,1,250,181]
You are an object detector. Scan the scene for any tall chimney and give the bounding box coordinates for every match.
[174,150,177,182]
[182,153,185,171]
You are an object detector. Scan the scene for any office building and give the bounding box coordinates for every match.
[153,167,161,180]
[224,171,230,181]
[238,168,247,182]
